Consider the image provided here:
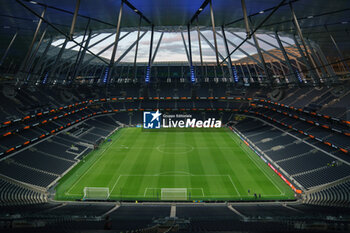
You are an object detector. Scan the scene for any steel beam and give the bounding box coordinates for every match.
[151,32,164,64]
[145,25,154,83]
[200,32,229,66]
[290,2,321,83]
[0,31,18,67]
[313,43,337,78]
[209,0,220,66]
[148,25,155,67]
[107,0,124,83]
[253,64,262,84]
[231,31,285,74]
[241,0,251,38]
[305,38,327,81]
[325,26,350,72]
[231,31,287,70]
[238,63,247,81]
[19,7,46,76]
[32,36,53,75]
[73,29,92,80]
[196,17,204,78]
[216,31,264,69]
[16,0,108,65]
[71,18,91,80]
[69,0,81,40]
[221,25,234,82]
[292,34,316,83]
[80,32,132,69]
[258,34,305,67]
[134,15,142,79]
[251,31,271,83]
[275,31,299,83]
[49,38,69,83]
[187,25,196,82]
[46,32,100,70]
[25,27,47,77]
[246,63,254,83]
[181,30,190,64]
[187,24,193,67]
[221,0,287,65]
[115,31,147,65]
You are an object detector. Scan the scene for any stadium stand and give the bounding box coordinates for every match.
[233,116,350,190]
[1,0,350,230]
[305,180,350,207]
[0,178,47,206]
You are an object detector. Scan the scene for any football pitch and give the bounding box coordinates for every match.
[55,127,295,201]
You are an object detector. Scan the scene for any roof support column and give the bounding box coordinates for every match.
[196,17,204,78]
[152,32,164,64]
[73,29,92,81]
[292,34,315,83]
[48,38,69,83]
[246,63,253,83]
[240,0,251,39]
[275,31,299,83]
[249,25,271,83]
[305,38,327,81]
[25,27,48,82]
[107,0,124,84]
[181,30,190,63]
[32,36,52,79]
[18,7,46,79]
[221,31,264,70]
[71,18,91,82]
[221,25,235,83]
[313,43,337,79]
[145,25,154,83]
[187,24,195,83]
[0,31,18,67]
[238,63,247,84]
[116,31,147,65]
[290,2,320,83]
[200,32,229,66]
[134,15,142,79]
[209,0,220,66]
[69,0,81,40]
[81,32,132,70]
[325,25,350,72]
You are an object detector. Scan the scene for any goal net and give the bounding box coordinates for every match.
[83,187,110,200]
[161,188,187,200]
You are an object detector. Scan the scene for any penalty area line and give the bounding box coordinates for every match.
[66,129,126,196]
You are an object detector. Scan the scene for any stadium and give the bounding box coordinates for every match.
[0,0,349,232]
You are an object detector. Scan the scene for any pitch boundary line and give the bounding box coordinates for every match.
[66,129,125,195]
[110,174,239,198]
[143,187,205,197]
[109,146,243,150]
[64,192,284,198]
[110,175,122,194]
[226,130,285,195]
[227,175,241,197]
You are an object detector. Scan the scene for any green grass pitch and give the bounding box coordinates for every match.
[55,127,295,201]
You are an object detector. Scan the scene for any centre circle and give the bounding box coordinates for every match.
[157,143,194,154]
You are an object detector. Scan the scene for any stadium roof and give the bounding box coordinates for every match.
[1,0,349,57]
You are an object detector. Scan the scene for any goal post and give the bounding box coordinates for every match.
[161,188,187,201]
[83,187,110,200]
